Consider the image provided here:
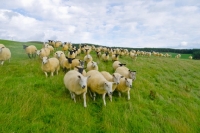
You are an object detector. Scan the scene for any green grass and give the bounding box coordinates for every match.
[0,39,200,133]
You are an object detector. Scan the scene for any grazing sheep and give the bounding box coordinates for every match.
[0,47,11,65]
[189,56,193,59]
[175,54,181,58]
[74,66,87,76]
[84,54,93,64]
[63,70,90,107]
[68,50,76,59]
[23,45,37,58]
[101,52,109,61]
[44,43,54,53]
[130,52,137,61]
[112,54,119,61]
[96,51,101,59]
[62,42,69,52]
[116,77,133,100]
[36,48,50,59]
[54,41,62,49]
[41,57,60,77]
[112,61,126,71]
[86,61,98,71]
[86,70,115,106]
[115,67,136,81]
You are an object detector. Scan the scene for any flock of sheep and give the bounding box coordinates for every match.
[0,40,191,107]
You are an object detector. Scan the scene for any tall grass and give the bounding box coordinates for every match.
[0,39,200,133]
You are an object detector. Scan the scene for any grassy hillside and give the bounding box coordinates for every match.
[0,39,200,133]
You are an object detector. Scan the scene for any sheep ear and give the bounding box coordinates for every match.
[78,75,81,79]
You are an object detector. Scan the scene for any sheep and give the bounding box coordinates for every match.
[84,54,93,64]
[0,44,5,48]
[101,71,123,101]
[62,42,69,52]
[112,54,119,61]
[189,56,193,59]
[23,45,37,58]
[68,50,76,59]
[54,41,62,49]
[54,51,66,63]
[101,52,109,62]
[112,61,126,71]
[36,48,50,59]
[96,51,101,59]
[175,54,181,58]
[130,52,137,61]
[86,61,98,71]
[86,70,116,106]
[63,70,90,107]
[41,57,60,77]
[61,58,82,70]
[116,77,133,100]
[44,43,54,53]
[115,67,136,81]
[0,47,11,65]
[74,66,87,76]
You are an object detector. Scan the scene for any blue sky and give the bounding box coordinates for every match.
[0,0,200,48]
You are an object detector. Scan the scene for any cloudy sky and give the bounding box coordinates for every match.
[0,0,200,48]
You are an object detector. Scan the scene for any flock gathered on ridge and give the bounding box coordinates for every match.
[0,40,192,107]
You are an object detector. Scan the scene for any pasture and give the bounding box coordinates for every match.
[0,39,200,133]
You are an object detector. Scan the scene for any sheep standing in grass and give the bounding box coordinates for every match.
[44,43,54,54]
[116,77,133,100]
[41,57,60,77]
[0,47,11,65]
[112,54,119,61]
[101,71,123,101]
[189,56,193,59]
[112,61,126,71]
[86,61,98,71]
[101,52,109,62]
[84,54,93,64]
[74,66,87,76]
[86,70,115,106]
[37,48,50,59]
[23,45,37,58]
[64,70,90,107]
[115,67,136,81]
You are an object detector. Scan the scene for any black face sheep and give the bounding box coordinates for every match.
[0,47,11,65]
[116,77,133,100]
[23,45,37,59]
[112,61,126,71]
[112,54,119,61]
[41,57,60,77]
[115,67,136,81]
[74,66,87,76]
[101,52,110,62]
[86,70,116,106]
[63,70,90,107]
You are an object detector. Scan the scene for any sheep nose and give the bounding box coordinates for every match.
[82,85,85,89]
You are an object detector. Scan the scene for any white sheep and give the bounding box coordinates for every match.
[86,70,116,106]
[61,58,82,70]
[116,77,133,100]
[0,47,11,65]
[23,45,37,58]
[54,51,66,63]
[36,48,50,59]
[101,52,109,62]
[84,54,93,64]
[41,57,60,77]
[189,56,193,59]
[115,67,136,81]
[44,43,54,53]
[100,71,123,101]
[112,61,126,71]
[63,70,90,107]
[86,61,98,71]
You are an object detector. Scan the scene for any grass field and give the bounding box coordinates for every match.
[0,39,200,133]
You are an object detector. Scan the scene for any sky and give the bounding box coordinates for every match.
[0,0,200,49]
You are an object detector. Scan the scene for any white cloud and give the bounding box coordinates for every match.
[0,0,200,48]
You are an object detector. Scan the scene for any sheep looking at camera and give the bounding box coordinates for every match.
[64,70,90,107]
[86,70,116,106]
[41,57,60,77]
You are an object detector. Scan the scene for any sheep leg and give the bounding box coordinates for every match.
[51,72,54,76]
[88,90,93,98]
[44,72,48,77]
[108,94,112,102]
[28,53,31,59]
[127,90,130,100]
[1,61,4,65]
[70,92,76,103]
[83,92,87,107]
[118,92,121,97]
[102,93,106,106]
[93,92,96,101]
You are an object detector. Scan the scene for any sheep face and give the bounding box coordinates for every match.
[113,73,123,85]
[92,61,97,68]
[129,70,136,81]
[104,82,114,95]
[36,50,41,55]
[0,47,4,53]
[125,78,133,88]
[55,51,64,58]
[42,57,49,64]
[78,75,90,89]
